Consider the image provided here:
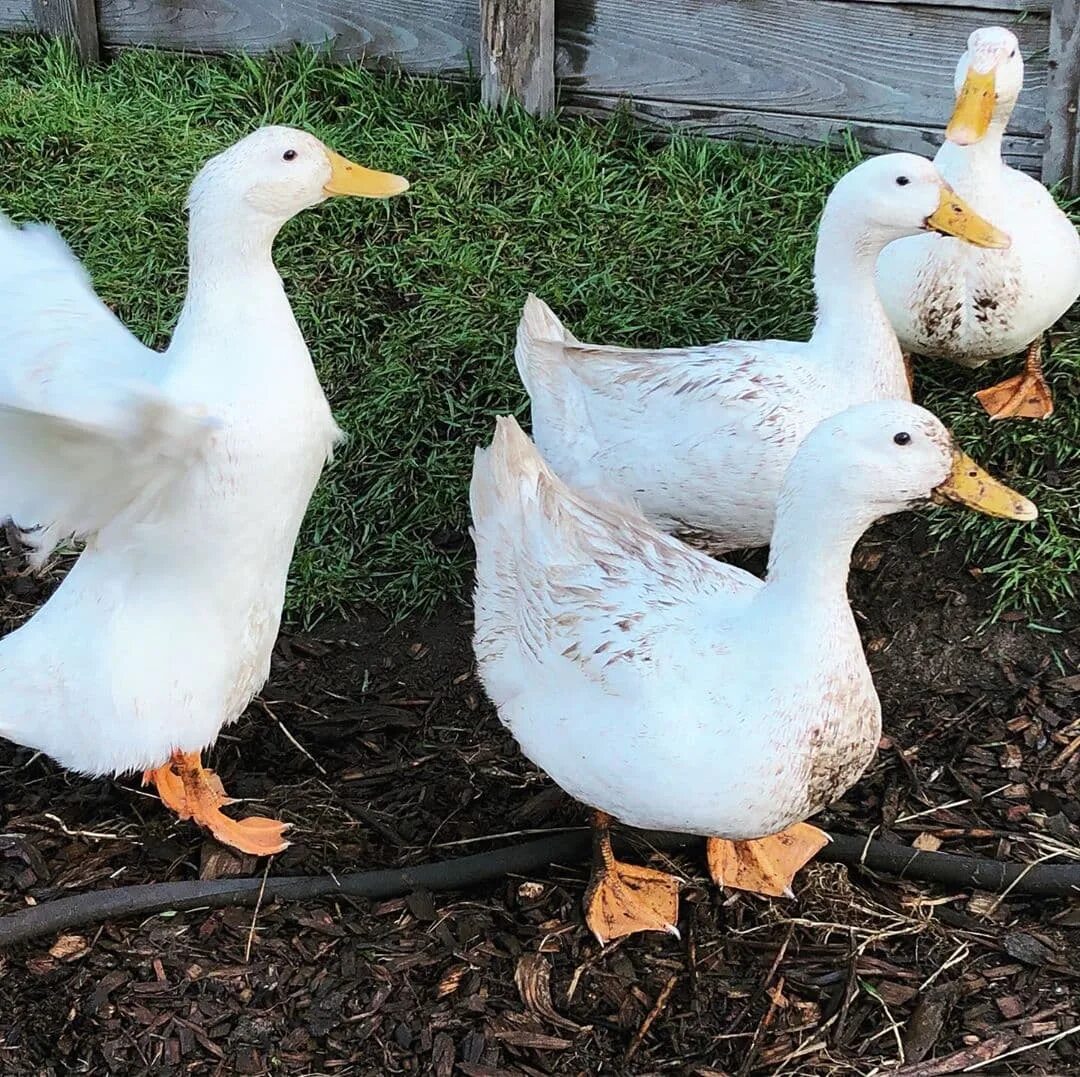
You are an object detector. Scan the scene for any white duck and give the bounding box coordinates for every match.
[472,401,1036,943]
[517,153,1008,551]
[876,26,1080,420]
[0,127,408,854]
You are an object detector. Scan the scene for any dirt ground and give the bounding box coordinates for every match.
[1,517,1078,1076]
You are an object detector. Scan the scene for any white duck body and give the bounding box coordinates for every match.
[472,413,922,837]
[876,28,1080,366]
[0,229,338,776]
[0,128,404,777]
[478,536,878,837]
[517,154,1004,549]
[472,402,1034,838]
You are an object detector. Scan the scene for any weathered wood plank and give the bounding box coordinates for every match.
[0,0,34,31]
[1042,0,1080,189]
[31,0,99,60]
[846,0,1048,9]
[563,93,1045,174]
[96,0,477,73]
[556,0,1050,136]
[480,0,554,113]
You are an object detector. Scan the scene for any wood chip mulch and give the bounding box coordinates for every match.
[0,516,1078,1075]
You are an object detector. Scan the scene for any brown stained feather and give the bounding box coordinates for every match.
[801,680,881,817]
[909,248,1024,364]
[563,341,783,403]
[490,469,750,683]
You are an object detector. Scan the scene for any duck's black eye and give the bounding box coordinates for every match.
[894,431,912,446]
[282,149,298,162]
[896,176,911,187]
[1009,48,1017,58]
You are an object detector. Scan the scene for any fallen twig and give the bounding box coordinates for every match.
[626,973,679,1061]
[891,1033,1014,1076]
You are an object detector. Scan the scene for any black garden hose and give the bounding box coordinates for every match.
[0,829,1077,949]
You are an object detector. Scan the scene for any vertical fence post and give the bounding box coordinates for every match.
[31,0,100,62]
[480,0,555,115]
[1043,0,1080,192]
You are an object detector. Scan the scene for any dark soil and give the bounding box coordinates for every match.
[1,518,1078,1076]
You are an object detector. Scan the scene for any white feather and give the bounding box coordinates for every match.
[514,154,977,550]
[471,402,999,839]
[0,217,217,565]
[876,28,1080,365]
[0,127,349,775]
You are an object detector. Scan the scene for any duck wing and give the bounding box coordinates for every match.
[513,294,815,533]
[470,416,760,704]
[0,215,216,565]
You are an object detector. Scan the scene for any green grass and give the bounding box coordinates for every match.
[1,36,1077,622]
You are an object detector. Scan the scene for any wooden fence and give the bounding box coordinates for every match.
[2,0,1077,189]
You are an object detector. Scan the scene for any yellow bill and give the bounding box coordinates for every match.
[946,68,996,146]
[931,450,1037,521]
[323,149,409,198]
[925,187,1010,249]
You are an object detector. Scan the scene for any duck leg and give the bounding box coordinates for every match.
[3,519,23,554]
[706,822,829,897]
[2,518,34,563]
[583,810,680,945]
[974,338,1054,421]
[143,750,290,856]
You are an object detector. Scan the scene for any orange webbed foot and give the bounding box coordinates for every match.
[143,751,289,856]
[585,859,681,946]
[975,339,1054,421]
[583,811,680,945]
[706,822,829,897]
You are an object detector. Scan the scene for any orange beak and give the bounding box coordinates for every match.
[946,68,997,146]
[322,149,410,198]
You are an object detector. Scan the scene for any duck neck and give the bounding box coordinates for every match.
[762,484,875,609]
[176,204,289,334]
[808,211,907,398]
[934,118,1008,205]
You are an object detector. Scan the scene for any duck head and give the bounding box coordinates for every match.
[824,153,1010,250]
[947,27,1024,147]
[794,399,1037,524]
[186,125,409,228]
